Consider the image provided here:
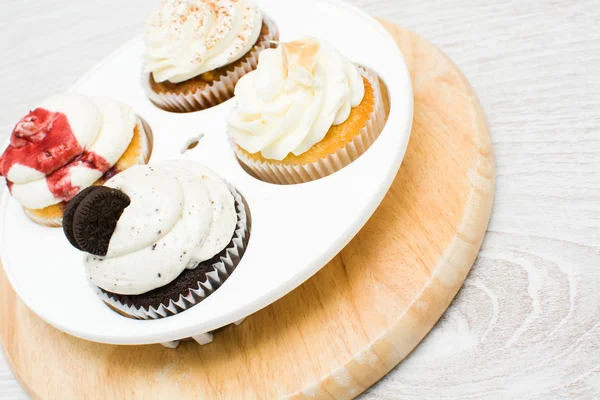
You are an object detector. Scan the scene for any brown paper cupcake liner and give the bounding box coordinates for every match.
[23,117,153,227]
[233,67,387,184]
[95,186,250,320]
[144,17,279,113]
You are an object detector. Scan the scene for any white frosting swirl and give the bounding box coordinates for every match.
[9,96,136,210]
[85,161,237,296]
[227,37,365,161]
[144,0,262,84]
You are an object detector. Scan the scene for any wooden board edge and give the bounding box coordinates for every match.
[0,275,40,399]
[284,21,495,399]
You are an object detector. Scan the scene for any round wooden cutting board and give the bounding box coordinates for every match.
[0,22,494,399]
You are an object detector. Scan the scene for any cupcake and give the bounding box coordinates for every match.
[62,161,250,320]
[144,0,279,112]
[227,37,387,184]
[0,93,152,227]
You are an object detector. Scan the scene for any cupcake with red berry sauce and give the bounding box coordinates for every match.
[0,93,152,227]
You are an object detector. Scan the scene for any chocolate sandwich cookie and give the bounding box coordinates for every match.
[63,186,131,256]
[63,186,100,250]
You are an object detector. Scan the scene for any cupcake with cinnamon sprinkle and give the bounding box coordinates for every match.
[144,0,279,112]
[0,93,152,227]
[227,37,386,184]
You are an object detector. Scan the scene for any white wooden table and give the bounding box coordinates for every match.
[1,1,598,398]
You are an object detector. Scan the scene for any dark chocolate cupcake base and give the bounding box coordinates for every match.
[96,186,250,320]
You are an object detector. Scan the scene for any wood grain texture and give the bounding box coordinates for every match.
[0,22,493,399]
[0,0,598,399]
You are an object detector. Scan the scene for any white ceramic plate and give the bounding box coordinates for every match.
[0,0,413,345]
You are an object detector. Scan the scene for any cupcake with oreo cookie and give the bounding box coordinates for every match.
[0,93,152,227]
[63,161,250,319]
[144,0,279,112]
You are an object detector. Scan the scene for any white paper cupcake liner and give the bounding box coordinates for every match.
[144,17,279,113]
[136,117,153,165]
[233,67,387,184]
[96,186,250,320]
[23,116,153,228]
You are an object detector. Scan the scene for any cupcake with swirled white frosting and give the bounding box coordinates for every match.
[62,161,249,319]
[227,37,387,184]
[0,93,152,227]
[144,0,279,112]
